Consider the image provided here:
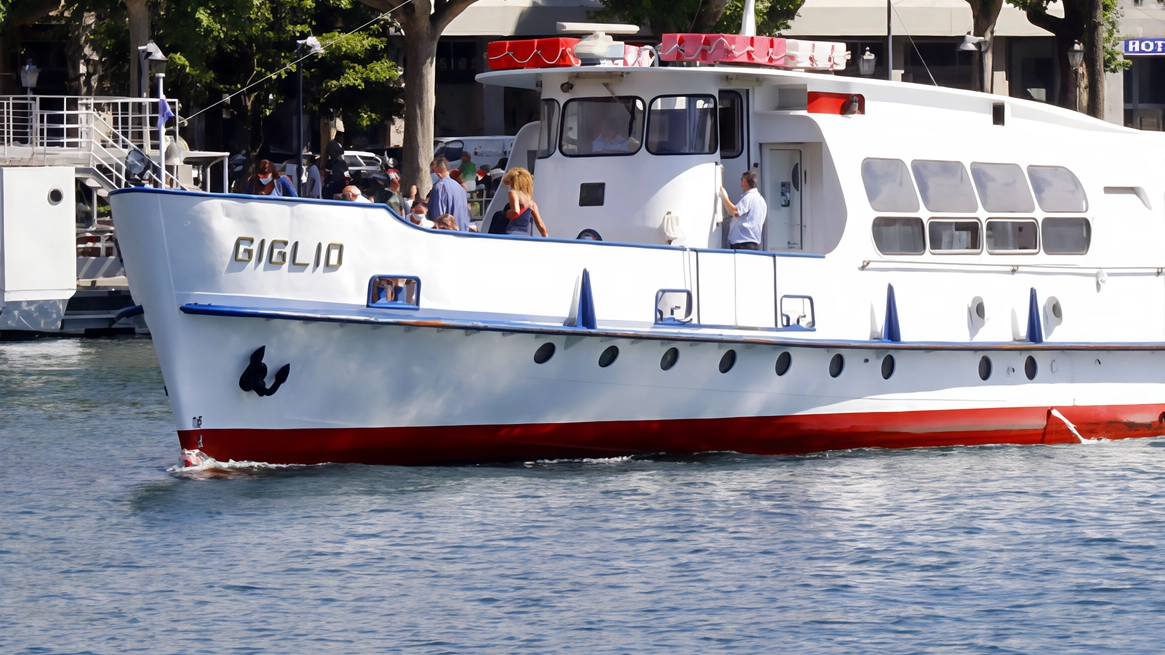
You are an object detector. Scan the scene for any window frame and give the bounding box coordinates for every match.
[911,159,980,213]
[558,96,646,158]
[718,90,744,159]
[871,216,926,255]
[861,158,921,213]
[970,162,1036,213]
[1027,165,1089,213]
[984,218,1040,254]
[926,218,983,254]
[645,94,719,156]
[536,98,560,159]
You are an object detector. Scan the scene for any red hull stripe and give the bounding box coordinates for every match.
[177,404,1165,466]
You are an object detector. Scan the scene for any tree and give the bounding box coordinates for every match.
[122,0,148,97]
[1008,0,1128,116]
[595,0,804,36]
[964,0,1003,93]
[357,0,480,197]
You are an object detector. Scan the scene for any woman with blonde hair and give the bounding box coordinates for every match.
[501,167,547,237]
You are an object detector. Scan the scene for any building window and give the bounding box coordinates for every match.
[862,158,920,212]
[928,219,982,253]
[970,163,1035,212]
[647,95,717,155]
[911,160,979,213]
[1041,218,1091,254]
[985,219,1039,252]
[718,90,744,159]
[537,99,559,159]
[872,217,925,255]
[1028,166,1088,212]
[559,97,645,157]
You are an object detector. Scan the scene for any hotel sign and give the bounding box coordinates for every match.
[1124,38,1165,56]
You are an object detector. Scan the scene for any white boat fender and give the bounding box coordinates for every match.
[238,346,291,397]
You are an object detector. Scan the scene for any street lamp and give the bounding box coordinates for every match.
[858,48,877,77]
[19,59,40,96]
[959,33,990,93]
[1067,41,1084,112]
[295,35,325,196]
[139,40,168,186]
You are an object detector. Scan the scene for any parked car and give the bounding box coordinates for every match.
[433,136,514,170]
[343,151,384,179]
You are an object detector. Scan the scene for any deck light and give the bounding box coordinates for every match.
[1067,41,1084,68]
[858,48,876,76]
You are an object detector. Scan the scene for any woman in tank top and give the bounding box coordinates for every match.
[501,167,548,237]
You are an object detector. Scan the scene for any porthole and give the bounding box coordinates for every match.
[598,345,619,368]
[1025,355,1037,380]
[881,354,895,380]
[533,342,555,364]
[775,351,792,376]
[829,354,845,378]
[48,188,64,204]
[978,356,992,381]
[719,349,736,373]
[660,347,679,371]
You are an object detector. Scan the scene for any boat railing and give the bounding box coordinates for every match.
[860,258,1165,275]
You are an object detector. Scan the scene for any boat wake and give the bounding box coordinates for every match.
[168,449,308,478]
[525,455,638,467]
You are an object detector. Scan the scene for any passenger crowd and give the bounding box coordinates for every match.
[243,135,542,235]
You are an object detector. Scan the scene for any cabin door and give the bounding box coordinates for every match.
[762,148,803,251]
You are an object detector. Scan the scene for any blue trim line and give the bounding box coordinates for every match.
[178,302,1165,351]
[110,187,828,257]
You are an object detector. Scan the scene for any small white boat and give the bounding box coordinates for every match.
[112,27,1165,466]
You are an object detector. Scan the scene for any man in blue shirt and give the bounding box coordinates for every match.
[428,157,475,232]
[719,170,768,250]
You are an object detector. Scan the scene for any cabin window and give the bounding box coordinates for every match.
[911,160,979,213]
[970,163,1035,213]
[537,99,559,159]
[647,95,717,155]
[928,219,982,253]
[872,217,925,255]
[985,219,1038,252]
[559,96,645,157]
[1041,218,1091,254]
[861,159,920,212]
[719,91,744,159]
[1028,166,1088,212]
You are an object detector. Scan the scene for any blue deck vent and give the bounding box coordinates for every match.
[882,283,901,342]
[1026,287,1044,344]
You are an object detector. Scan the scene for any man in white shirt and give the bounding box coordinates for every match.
[341,185,373,203]
[592,118,630,153]
[719,170,768,250]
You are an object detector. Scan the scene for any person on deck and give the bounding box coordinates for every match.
[429,157,474,232]
[323,161,351,200]
[341,185,372,203]
[244,159,298,197]
[459,152,477,183]
[719,170,767,250]
[592,117,630,153]
[304,156,323,199]
[501,167,548,237]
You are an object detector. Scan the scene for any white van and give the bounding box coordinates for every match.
[433,136,514,170]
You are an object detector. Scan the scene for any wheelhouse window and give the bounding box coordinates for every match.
[537,99,559,159]
[1041,218,1091,254]
[718,91,744,159]
[862,158,920,212]
[970,163,1035,213]
[872,217,925,255]
[647,95,717,155]
[928,219,982,253]
[1028,166,1088,212]
[560,96,645,157]
[985,219,1038,252]
[911,160,979,213]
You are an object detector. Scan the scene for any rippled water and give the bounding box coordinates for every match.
[5,339,1165,653]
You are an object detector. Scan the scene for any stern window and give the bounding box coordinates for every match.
[928,219,982,252]
[862,159,920,212]
[912,160,979,213]
[1028,166,1088,212]
[1041,218,1091,254]
[985,219,1039,252]
[872,217,925,255]
[537,99,559,159]
[647,95,717,155]
[560,96,645,157]
[971,163,1035,212]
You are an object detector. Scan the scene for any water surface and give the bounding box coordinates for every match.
[3,338,1165,653]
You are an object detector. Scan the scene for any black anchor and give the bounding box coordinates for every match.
[239,346,290,397]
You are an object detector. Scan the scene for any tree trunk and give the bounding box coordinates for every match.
[123,0,150,98]
[1024,1,1085,109]
[1085,0,1105,118]
[66,10,103,95]
[400,14,438,198]
[968,0,1003,93]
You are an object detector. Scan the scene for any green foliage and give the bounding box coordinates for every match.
[595,0,803,36]
[1103,0,1130,73]
[716,0,804,34]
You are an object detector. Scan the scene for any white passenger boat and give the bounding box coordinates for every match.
[112,26,1165,466]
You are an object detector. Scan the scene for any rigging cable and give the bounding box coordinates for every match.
[891,1,939,86]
